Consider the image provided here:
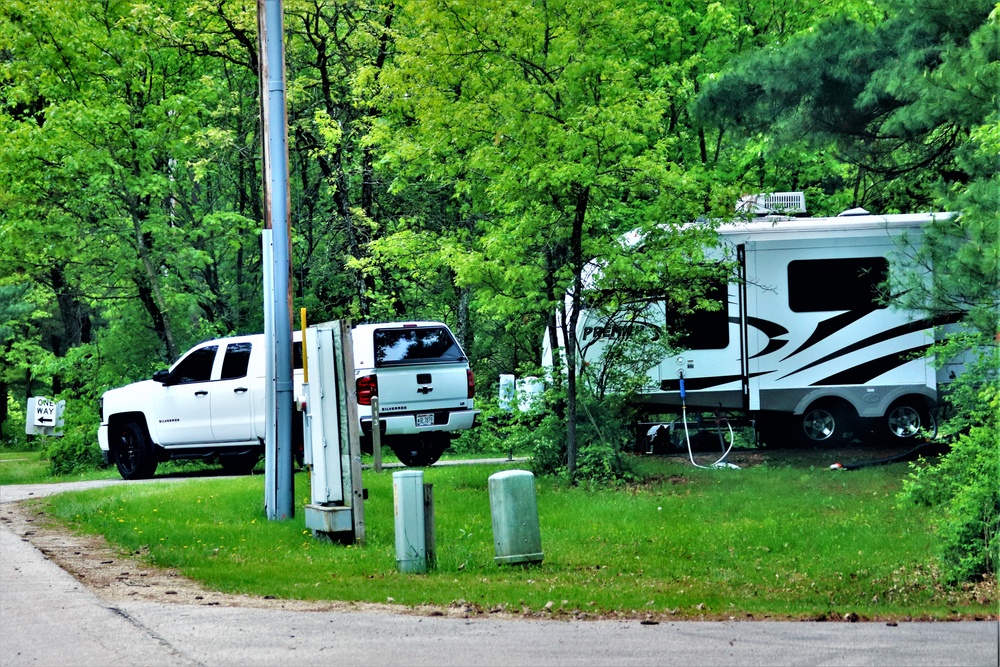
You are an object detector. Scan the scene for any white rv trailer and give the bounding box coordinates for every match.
[543,194,958,446]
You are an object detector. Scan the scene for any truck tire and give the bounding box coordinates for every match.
[114,421,158,480]
[219,451,261,475]
[391,435,448,467]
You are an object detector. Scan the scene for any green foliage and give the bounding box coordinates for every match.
[902,383,999,582]
[695,0,998,212]
[522,386,640,485]
[46,436,103,476]
[46,391,103,475]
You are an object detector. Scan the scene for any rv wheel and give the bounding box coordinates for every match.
[884,400,936,441]
[800,404,851,445]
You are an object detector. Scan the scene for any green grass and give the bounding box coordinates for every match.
[35,457,994,620]
[0,450,241,486]
[0,450,115,485]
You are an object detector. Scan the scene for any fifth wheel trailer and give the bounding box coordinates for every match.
[544,194,959,447]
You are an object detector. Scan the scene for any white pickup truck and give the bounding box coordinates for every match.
[98,321,478,478]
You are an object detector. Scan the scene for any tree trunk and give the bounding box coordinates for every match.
[48,264,92,393]
[565,184,589,481]
[456,285,471,353]
[544,246,566,421]
[131,212,178,359]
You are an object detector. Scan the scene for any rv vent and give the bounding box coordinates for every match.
[837,207,870,217]
[737,192,807,216]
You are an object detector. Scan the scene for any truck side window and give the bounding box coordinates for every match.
[788,257,888,312]
[221,342,252,380]
[173,346,218,384]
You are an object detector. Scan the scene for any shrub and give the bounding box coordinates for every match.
[527,388,639,485]
[902,381,999,582]
[47,436,103,475]
[45,397,103,475]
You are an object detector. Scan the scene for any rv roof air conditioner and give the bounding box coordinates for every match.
[736,192,807,217]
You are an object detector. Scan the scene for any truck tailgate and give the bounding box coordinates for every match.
[376,363,470,414]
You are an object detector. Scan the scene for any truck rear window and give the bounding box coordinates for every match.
[374,327,465,367]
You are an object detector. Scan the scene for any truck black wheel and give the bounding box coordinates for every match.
[115,421,158,480]
[884,399,936,441]
[219,451,260,475]
[292,412,305,468]
[391,436,448,467]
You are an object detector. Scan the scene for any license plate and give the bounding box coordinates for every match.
[415,413,434,427]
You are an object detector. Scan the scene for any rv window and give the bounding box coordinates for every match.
[787,257,888,312]
[667,282,730,350]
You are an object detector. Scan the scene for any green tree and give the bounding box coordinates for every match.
[376,0,793,478]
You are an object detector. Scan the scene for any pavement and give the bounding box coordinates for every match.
[2,480,998,667]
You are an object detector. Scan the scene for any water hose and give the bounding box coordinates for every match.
[679,374,739,470]
[829,440,950,470]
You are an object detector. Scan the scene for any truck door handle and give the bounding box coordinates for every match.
[195,390,208,397]
[234,387,248,394]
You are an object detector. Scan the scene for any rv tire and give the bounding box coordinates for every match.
[884,399,936,442]
[799,402,853,446]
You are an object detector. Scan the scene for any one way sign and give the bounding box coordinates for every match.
[26,397,66,436]
[33,397,56,425]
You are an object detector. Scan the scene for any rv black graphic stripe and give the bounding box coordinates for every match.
[782,307,877,361]
[812,345,931,386]
[743,316,790,359]
[776,319,938,381]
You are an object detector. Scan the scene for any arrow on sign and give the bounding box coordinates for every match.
[37,417,53,424]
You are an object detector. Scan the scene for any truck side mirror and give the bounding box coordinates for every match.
[153,369,173,385]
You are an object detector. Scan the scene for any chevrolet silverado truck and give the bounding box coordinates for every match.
[98,321,477,478]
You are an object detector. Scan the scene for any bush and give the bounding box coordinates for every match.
[902,382,999,582]
[47,436,103,475]
[527,389,639,485]
[44,396,103,475]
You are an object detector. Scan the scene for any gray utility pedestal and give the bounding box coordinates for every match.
[488,470,543,565]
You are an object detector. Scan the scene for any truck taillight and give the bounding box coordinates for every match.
[356,374,378,406]
[467,369,475,399]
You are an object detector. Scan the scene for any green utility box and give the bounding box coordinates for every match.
[488,470,543,565]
